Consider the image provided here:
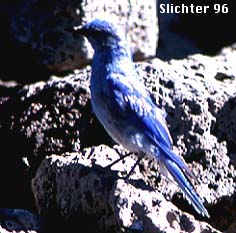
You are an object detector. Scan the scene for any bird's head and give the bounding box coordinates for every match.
[76,19,125,51]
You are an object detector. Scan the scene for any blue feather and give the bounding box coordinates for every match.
[161,150,209,218]
[107,76,173,148]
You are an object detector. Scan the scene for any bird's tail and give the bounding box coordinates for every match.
[158,145,210,218]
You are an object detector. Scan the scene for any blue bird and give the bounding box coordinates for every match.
[77,19,209,218]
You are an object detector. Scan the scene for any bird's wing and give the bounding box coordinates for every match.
[107,74,173,148]
[107,74,196,181]
[107,75,210,217]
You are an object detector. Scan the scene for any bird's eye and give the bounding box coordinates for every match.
[89,29,103,37]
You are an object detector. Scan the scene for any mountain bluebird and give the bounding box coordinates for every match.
[77,19,209,218]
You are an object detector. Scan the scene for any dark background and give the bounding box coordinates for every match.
[157,0,235,60]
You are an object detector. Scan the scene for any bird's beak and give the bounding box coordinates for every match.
[74,26,87,36]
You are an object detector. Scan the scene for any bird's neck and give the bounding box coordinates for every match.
[92,44,133,76]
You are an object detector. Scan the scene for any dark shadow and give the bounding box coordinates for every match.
[173,192,236,231]
[211,96,236,154]
[174,0,236,55]
[157,0,236,60]
[0,9,51,84]
[172,193,209,222]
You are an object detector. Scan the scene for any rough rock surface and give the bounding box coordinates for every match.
[0,67,92,210]
[0,44,236,231]
[32,147,219,233]
[0,80,20,105]
[0,66,111,211]
[0,0,157,78]
[0,208,40,233]
[142,44,236,231]
[0,67,93,161]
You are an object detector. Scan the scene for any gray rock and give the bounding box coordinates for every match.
[0,208,40,233]
[0,67,96,210]
[32,147,220,233]
[0,80,20,105]
[146,45,236,231]
[1,44,236,231]
[138,45,236,209]
[0,67,95,162]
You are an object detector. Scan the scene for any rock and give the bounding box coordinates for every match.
[139,44,236,231]
[0,67,102,162]
[0,0,157,83]
[0,80,20,105]
[0,44,236,231]
[0,64,136,210]
[32,146,219,233]
[0,66,109,210]
[0,208,41,233]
